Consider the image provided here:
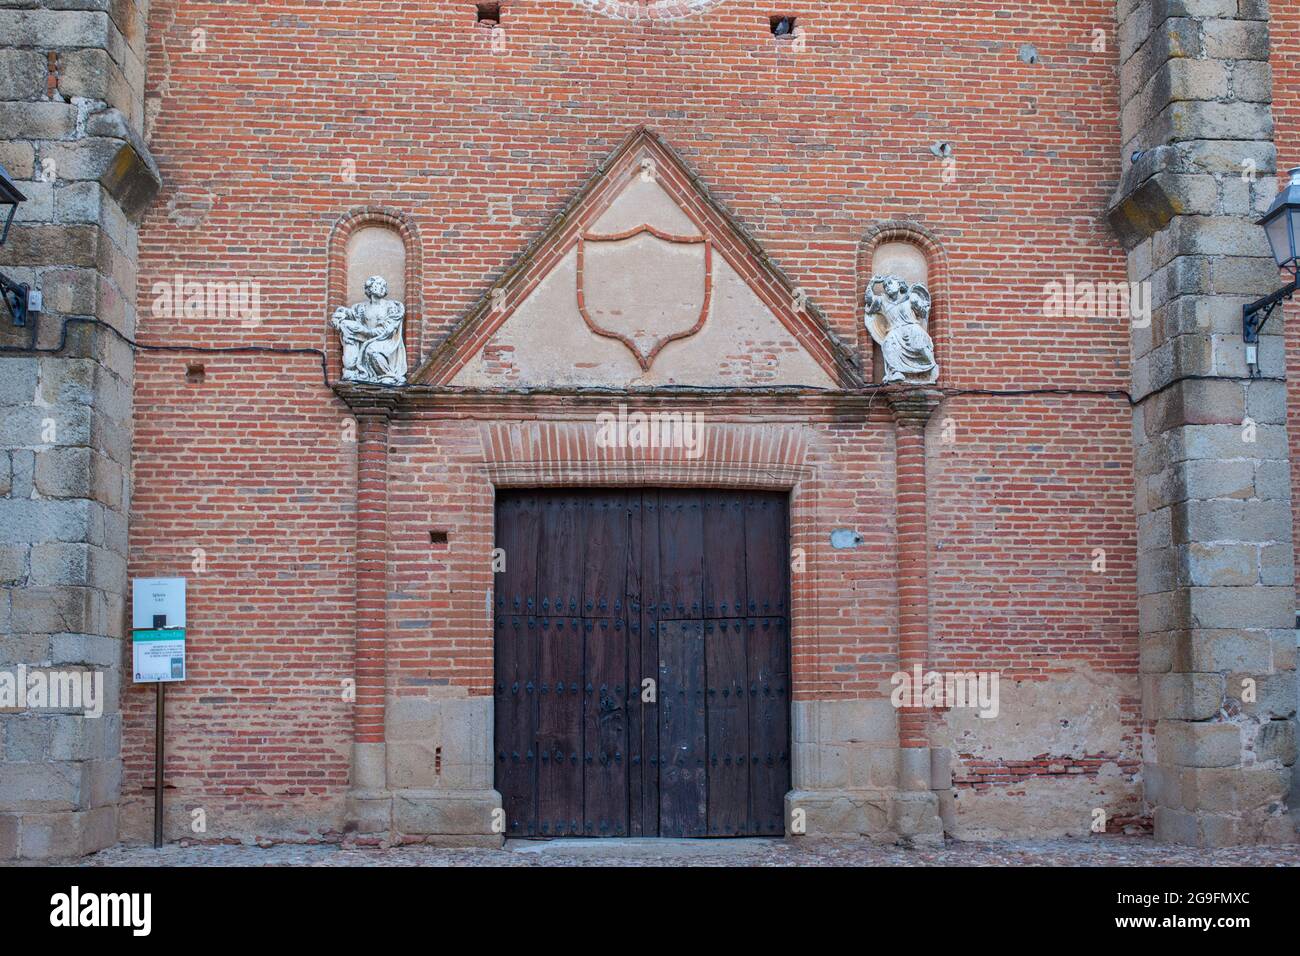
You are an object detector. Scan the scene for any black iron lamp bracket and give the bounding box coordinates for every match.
[1242,267,1298,376]
[0,271,30,327]
[0,164,30,327]
[1243,279,1296,343]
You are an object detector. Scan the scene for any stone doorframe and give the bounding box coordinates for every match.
[335,386,947,845]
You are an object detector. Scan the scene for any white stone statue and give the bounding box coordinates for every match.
[864,274,938,385]
[331,275,408,385]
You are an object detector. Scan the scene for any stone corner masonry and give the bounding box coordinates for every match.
[1109,0,1298,847]
[0,0,162,861]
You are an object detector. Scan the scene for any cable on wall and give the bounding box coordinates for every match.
[3,314,1285,407]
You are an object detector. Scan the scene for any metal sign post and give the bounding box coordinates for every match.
[131,578,187,851]
[154,683,165,849]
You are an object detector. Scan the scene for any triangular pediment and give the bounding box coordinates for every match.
[413,128,860,389]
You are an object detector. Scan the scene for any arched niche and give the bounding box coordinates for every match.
[857,222,948,385]
[872,241,929,288]
[326,209,422,382]
[346,226,406,305]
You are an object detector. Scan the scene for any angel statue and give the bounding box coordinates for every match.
[863,274,938,385]
[331,275,408,385]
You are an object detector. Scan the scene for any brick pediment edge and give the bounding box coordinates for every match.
[409,126,863,389]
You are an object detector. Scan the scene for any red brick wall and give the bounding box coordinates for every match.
[126,0,1138,839]
[1277,9,1300,581]
[123,357,356,838]
[382,403,899,701]
[928,395,1141,795]
[1278,9,1300,181]
[136,0,1125,364]
[929,396,1136,678]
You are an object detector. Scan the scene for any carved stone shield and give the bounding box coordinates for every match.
[576,224,713,371]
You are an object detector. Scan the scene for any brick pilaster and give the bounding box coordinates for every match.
[353,409,390,749]
[885,387,945,844]
[887,388,942,754]
[344,400,395,836]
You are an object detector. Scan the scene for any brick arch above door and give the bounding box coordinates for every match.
[468,414,849,710]
[477,419,811,489]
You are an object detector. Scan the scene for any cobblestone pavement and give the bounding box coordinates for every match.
[62,836,1300,867]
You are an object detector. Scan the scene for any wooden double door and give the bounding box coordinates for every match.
[493,489,791,838]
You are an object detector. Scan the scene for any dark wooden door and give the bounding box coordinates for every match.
[493,489,790,838]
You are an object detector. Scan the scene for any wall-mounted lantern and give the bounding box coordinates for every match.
[1244,166,1300,374]
[0,164,34,327]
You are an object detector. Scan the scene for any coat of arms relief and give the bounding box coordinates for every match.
[575,223,713,372]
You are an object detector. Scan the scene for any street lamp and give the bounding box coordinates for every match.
[0,163,34,327]
[1244,166,1300,375]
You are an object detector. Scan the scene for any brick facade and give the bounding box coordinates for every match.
[122,0,1148,845]
[3,0,1299,855]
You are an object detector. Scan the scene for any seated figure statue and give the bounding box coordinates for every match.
[331,275,408,385]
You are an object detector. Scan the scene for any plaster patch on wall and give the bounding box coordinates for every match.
[452,244,834,388]
[589,174,700,237]
[940,767,1142,840]
[119,791,347,846]
[450,170,836,389]
[934,661,1143,837]
[941,660,1137,761]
